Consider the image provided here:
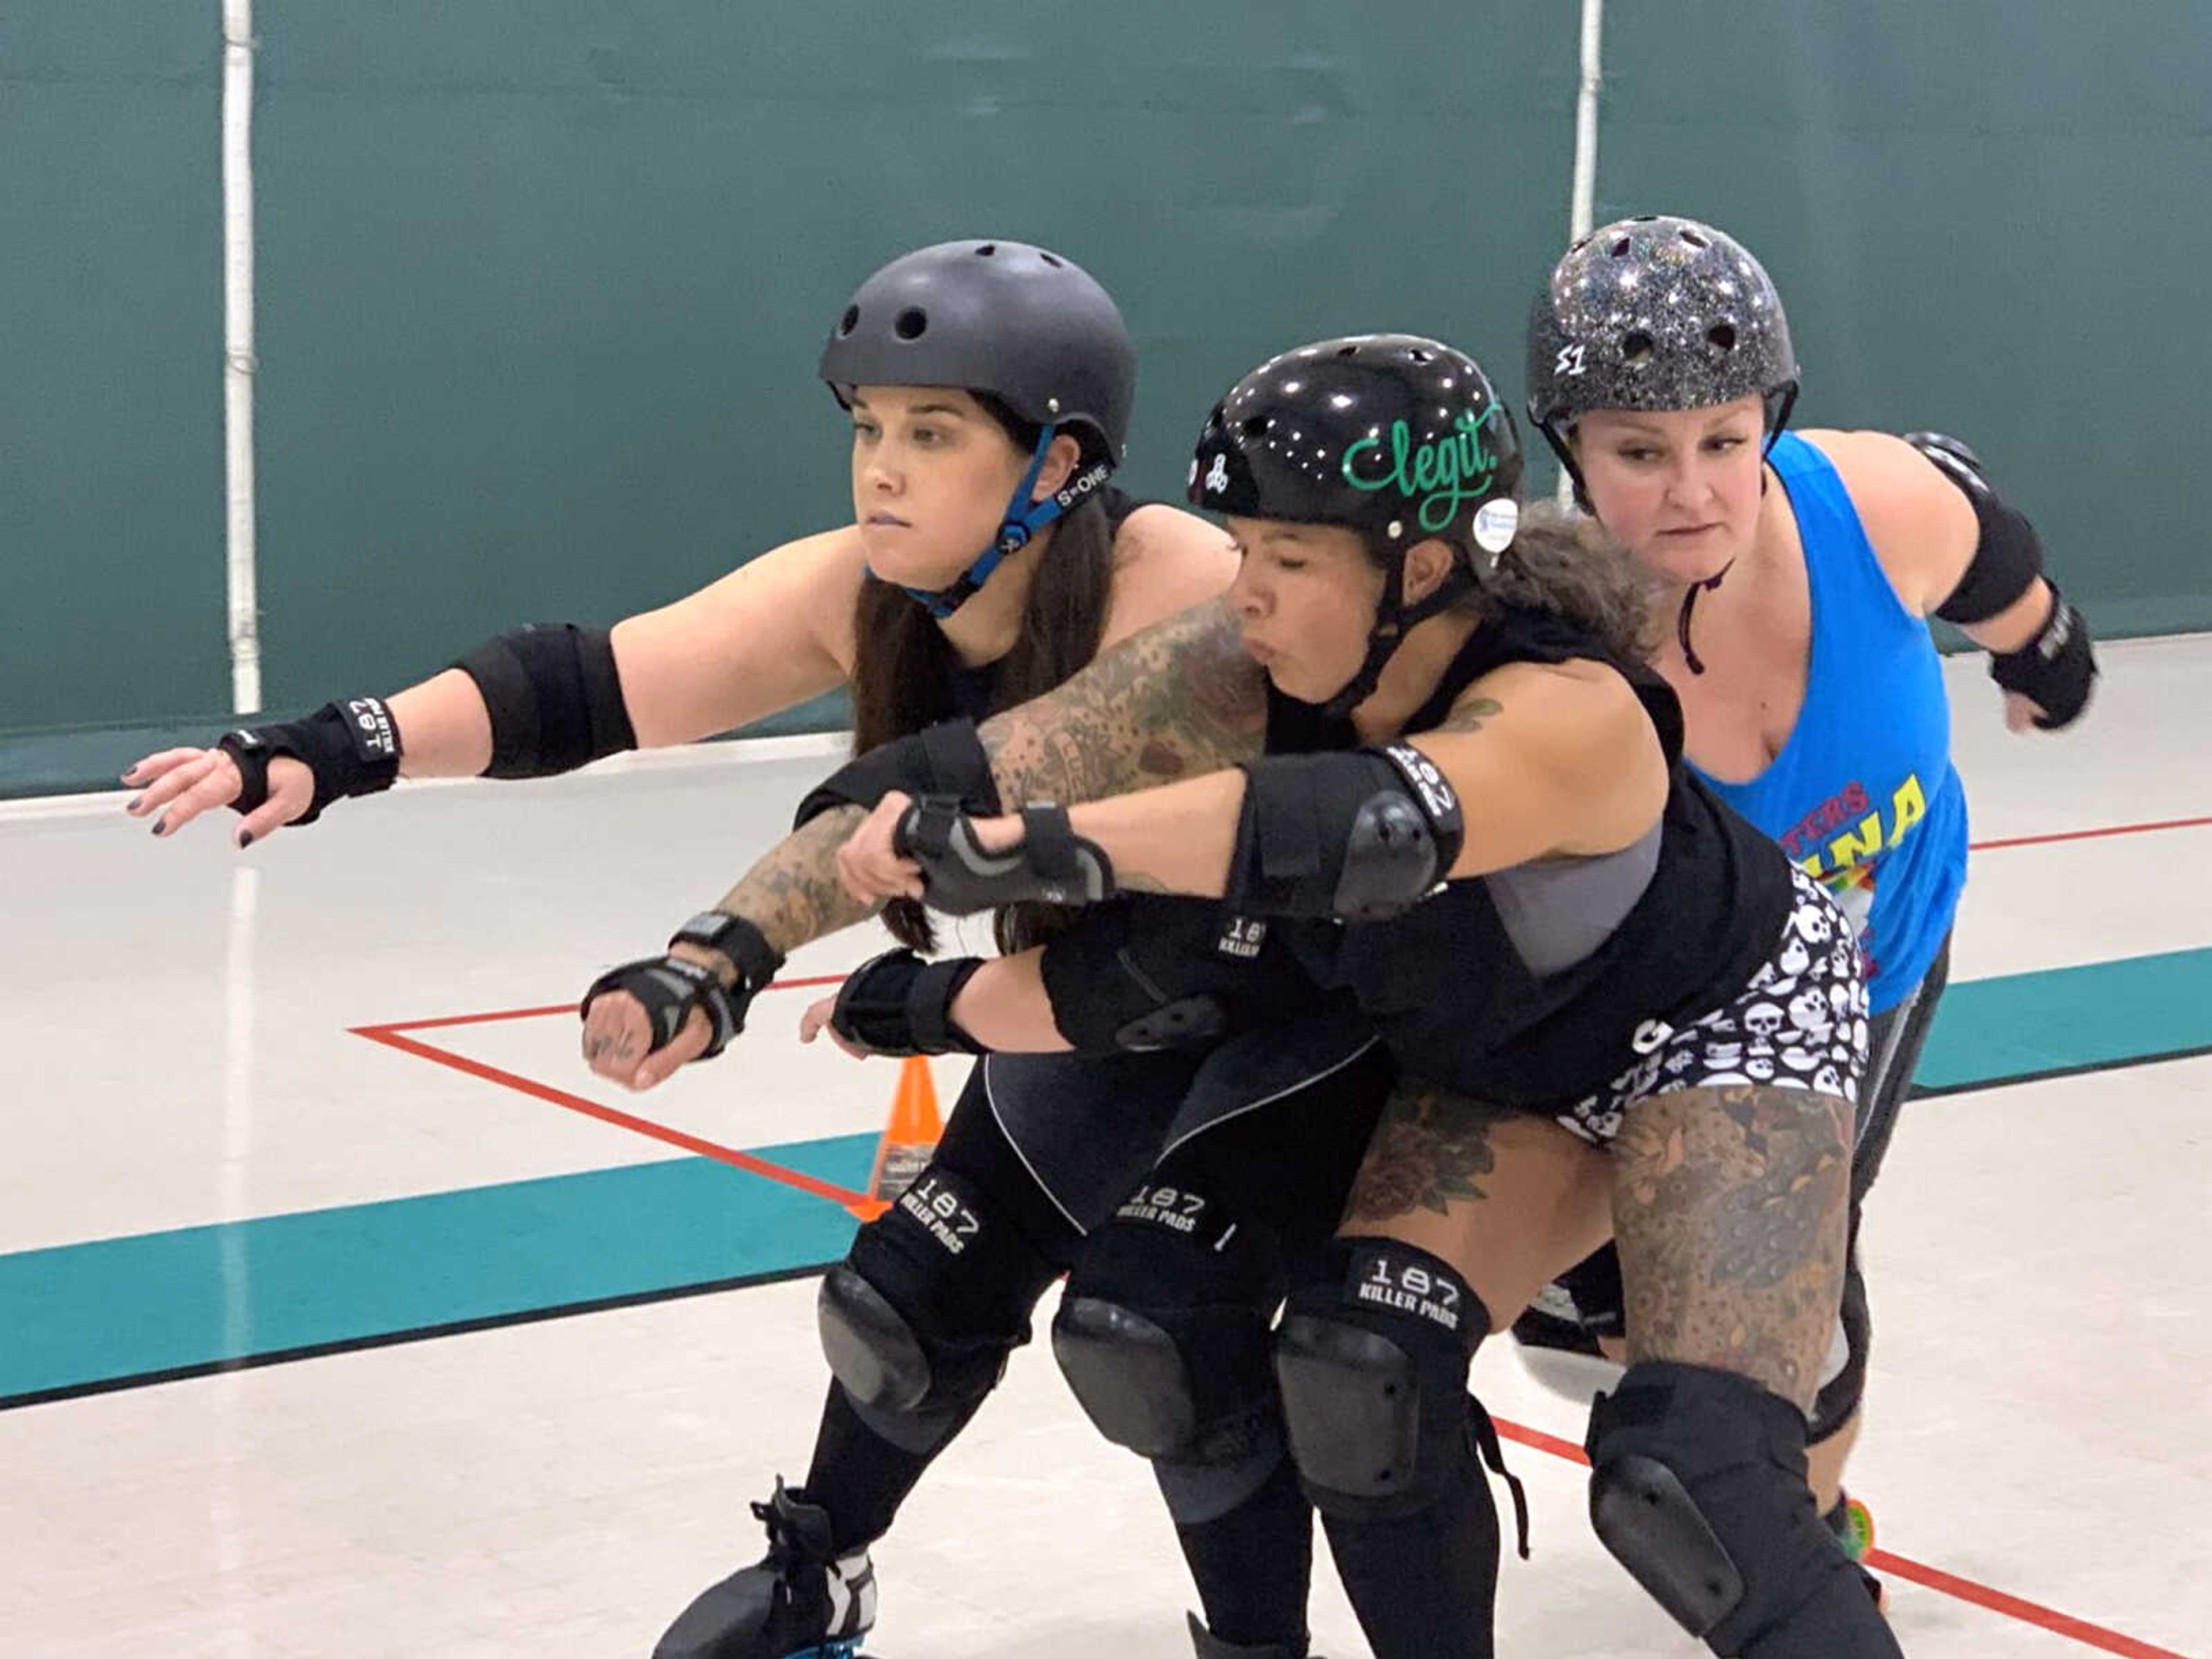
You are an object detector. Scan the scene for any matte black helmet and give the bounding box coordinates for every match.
[1527,214,1798,472]
[819,239,1135,464]
[1188,334,1524,714]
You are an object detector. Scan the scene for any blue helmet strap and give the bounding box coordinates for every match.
[901,425,1114,619]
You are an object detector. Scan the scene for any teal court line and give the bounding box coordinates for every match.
[7,946,2212,1410]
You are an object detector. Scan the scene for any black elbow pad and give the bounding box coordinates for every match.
[1906,433,2047,627]
[1228,747,1464,921]
[453,623,637,779]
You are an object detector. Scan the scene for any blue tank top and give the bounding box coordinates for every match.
[1695,433,1968,1013]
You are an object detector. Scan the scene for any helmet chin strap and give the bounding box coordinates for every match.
[899,425,1113,620]
[1321,556,1476,719]
[1678,441,1786,676]
[1674,560,1734,676]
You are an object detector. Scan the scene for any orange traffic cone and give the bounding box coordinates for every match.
[848,1055,945,1222]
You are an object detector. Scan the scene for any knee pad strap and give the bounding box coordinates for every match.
[1809,1254,1870,1444]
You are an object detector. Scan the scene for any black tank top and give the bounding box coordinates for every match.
[942,486,1147,721]
[1270,605,1796,1107]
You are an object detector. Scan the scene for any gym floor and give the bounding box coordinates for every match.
[4,641,2206,1657]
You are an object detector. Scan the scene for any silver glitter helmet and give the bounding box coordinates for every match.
[1526,215,1798,483]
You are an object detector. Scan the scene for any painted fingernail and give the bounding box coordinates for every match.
[150,817,167,836]
[237,831,255,850]
[127,795,144,813]
[120,768,138,783]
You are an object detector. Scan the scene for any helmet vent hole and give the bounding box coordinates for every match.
[1406,347,1433,363]
[893,308,929,341]
[837,305,859,337]
[1609,236,1633,257]
[1335,343,1359,357]
[1680,228,1709,249]
[1039,252,1064,267]
[1707,323,1736,352]
[1240,415,1276,437]
[1622,330,1655,366]
[975,243,997,257]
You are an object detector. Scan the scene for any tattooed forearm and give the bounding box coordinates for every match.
[979,603,1267,806]
[1346,1078,1513,1223]
[1610,1083,1853,1410]
[712,805,881,958]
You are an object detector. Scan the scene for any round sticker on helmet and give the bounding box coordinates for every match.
[1473,497,1520,553]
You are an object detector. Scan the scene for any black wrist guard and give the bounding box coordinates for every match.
[829,949,988,1056]
[1988,587,2097,729]
[581,955,751,1061]
[217,696,402,825]
[794,719,1001,830]
[668,910,785,998]
[893,797,1116,915]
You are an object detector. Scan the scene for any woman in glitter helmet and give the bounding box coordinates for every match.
[1520,212,2100,1596]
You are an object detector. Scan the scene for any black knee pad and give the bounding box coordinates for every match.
[1809,1251,1870,1444]
[1587,1362,1891,1657]
[820,1157,1061,1416]
[1052,1190,1286,1463]
[1273,1239,1490,1521]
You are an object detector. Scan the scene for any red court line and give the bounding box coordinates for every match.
[1494,1421,2190,1658]
[360,983,2195,1658]
[349,1020,876,1215]
[366,974,851,1035]
[1971,812,2212,853]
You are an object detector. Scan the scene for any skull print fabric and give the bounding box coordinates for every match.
[1559,866,1870,1145]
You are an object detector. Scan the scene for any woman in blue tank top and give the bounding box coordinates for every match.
[1520,214,2100,1589]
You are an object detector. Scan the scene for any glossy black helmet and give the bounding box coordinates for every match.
[1188,334,1525,713]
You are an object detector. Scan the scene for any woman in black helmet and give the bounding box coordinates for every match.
[122,240,1301,1659]
[590,335,1902,1658]
[1517,214,2099,1591]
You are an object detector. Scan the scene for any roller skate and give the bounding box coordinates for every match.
[653,1480,876,1658]
[1825,1491,1887,1613]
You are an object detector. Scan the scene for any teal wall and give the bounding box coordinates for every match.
[5,4,2206,793]
[1598,1,2212,639]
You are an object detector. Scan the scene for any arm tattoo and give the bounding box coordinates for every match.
[1435,694,1502,735]
[1609,1082,1853,1410]
[712,805,881,957]
[698,608,1262,963]
[1346,1077,1513,1224]
[979,603,1267,806]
